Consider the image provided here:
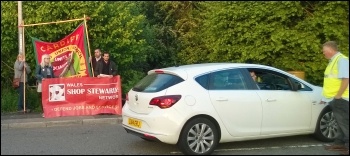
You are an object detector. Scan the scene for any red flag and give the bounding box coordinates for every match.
[32,23,91,77]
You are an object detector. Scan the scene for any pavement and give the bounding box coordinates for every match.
[1,112,122,129]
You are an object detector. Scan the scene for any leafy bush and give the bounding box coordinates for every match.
[1,85,41,113]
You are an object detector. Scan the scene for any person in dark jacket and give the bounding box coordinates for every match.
[89,49,103,77]
[35,54,55,117]
[95,52,118,78]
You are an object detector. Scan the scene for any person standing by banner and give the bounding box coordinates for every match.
[89,48,103,77]
[36,54,55,117]
[96,52,118,78]
[14,53,32,113]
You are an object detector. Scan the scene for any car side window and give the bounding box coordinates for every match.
[209,69,248,90]
[260,73,291,90]
[248,69,292,91]
[195,74,209,89]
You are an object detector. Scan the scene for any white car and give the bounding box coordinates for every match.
[122,63,337,155]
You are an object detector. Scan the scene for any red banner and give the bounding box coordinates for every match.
[42,76,122,118]
[32,23,91,78]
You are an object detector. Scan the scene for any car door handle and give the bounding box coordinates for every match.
[216,98,228,101]
[266,98,276,102]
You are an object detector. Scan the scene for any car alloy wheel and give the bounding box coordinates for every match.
[320,111,338,139]
[314,109,338,142]
[178,118,219,155]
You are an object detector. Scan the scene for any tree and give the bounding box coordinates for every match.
[194,1,349,85]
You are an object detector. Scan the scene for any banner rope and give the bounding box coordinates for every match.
[1,60,14,71]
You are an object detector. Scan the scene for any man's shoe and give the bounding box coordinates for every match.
[25,109,31,113]
[325,145,347,151]
[340,150,349,155]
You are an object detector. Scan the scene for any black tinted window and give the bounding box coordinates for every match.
[195,74,209,89]
[258,72,291,90]
[132,73,184,92]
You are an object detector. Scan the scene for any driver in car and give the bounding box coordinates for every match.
[250,71,260,89]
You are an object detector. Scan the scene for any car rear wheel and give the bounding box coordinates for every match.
[313,108,338,142]
[178,118,219,155]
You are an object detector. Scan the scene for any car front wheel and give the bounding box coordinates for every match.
[313,108,338,142]
[177,118,219,155]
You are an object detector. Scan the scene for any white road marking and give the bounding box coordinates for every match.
[170,143,330,154]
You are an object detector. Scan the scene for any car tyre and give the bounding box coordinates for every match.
[313,108,338,142]
[178,118,219,155]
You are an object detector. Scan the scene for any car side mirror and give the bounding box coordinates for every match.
[291,81,301,91]
[292,82,301,91]
[297,83,302,90]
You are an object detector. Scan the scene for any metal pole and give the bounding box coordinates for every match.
[18,1,23,54]
[22,20,26,114]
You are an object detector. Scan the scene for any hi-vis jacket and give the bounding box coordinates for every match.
[322,54,349,99]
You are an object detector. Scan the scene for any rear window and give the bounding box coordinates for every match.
[132,73,184,93]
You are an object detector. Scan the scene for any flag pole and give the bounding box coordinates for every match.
[84,14,94,77]
[22,20,27,114]
[20,17,86,27]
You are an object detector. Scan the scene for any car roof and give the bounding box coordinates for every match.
[148,63,284,79]
[148,63,318,89]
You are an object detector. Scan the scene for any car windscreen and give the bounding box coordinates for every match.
[132,73,184,93]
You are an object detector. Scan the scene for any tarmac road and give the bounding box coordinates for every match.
[1,112,344,155]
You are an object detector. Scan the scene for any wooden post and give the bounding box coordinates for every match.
[84,14,94,77]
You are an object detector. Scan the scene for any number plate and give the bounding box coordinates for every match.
[128,118,142,128]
